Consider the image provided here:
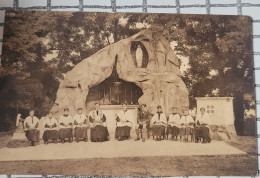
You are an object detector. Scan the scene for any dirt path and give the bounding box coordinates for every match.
[0,136,257,176]
[0,140,245,161]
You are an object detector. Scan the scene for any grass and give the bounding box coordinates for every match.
[0,134,258,176]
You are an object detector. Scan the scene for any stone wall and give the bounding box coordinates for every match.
[50,29,189,117]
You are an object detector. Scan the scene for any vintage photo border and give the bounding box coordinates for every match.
[0,0,259,177]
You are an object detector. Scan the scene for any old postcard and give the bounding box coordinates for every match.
[0,11,257,176]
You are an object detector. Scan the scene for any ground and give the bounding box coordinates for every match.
[0,132,258,176]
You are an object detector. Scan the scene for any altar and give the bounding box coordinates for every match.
[99,104,139,140]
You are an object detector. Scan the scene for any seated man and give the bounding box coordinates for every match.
[115,103,133,141]
[135,104,152,142]
[167,107,181,140]
[24,109,40,146]
[150,105,167,141]
[194,107,211,143]
[58,108,73,143]
[42,111,58,144]
[89,102,109,142]
[73,108,88,142]
[180,109,194,142]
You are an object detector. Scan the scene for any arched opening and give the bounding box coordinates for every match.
[85,55,143,110]
[130,41,149,68]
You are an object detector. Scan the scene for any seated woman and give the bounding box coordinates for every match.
[150,105,167,141]
[73,108,89,142]
[180,109,195,142]
[167,107,181,140]
[115,103,133,141]
[42,111,58,144]
[89,103,109,142]
[58,108,73,143]
[24,109,40,146]
[194,107,211,143]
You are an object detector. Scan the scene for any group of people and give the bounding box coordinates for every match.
[23,103,109,146]
[22,102,211,146]
[135,104,211,143]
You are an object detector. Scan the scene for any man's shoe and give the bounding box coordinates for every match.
[76,138,79,143]
[44,141,48,145]
[142,138,145,142]
[84,138,88,142]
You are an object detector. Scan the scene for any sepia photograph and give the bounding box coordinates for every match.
[0,10,257,176]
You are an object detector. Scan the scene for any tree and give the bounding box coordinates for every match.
[0,12,255,134]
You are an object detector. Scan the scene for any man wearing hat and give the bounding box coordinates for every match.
[42,111,58,144]
[135,104,152,142]
[89,102,109,142]
[58,108,73,143]
[150,105,167,141]
[180,109,194,142]
[73,108,88,142]
[167,107,181,140]
[115,103,134,141]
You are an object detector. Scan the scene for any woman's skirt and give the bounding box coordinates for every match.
[115,126,131,139]
[25,129,40,142]
[74,127,88,139]
[153,125,165,137]
[42,130,58,142]
[58,128,73,140]
[90,125,109,142]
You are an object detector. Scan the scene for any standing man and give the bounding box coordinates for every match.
[42,111,58,144]
[58,108,73,143]
[180,109,195,142]
[194,107,211,143]
[73,108,89,142]
[135,104,152,142]
[115,103,133,141]
[167,107,181,140]
[89,102,109,142]
[24,109,40,146]
[150,105,167,141]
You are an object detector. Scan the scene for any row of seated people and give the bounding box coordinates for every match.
[135,104,211,143]
[22,102,211,146]
[23,103,109,146]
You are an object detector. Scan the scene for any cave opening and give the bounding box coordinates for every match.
[85,55,143,109]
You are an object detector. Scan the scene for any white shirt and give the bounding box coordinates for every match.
[89,110,107,128]
[196,113,210,125]
[43,117,58,131]
[73,113,88,128]
[116,110,133,127]
[59,115,73,129]
[24,116,40,131]
[151,112,167,126]
[180,115,194,128]
[168,113,181,127]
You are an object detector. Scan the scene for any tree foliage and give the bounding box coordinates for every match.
[0,11,255,134]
